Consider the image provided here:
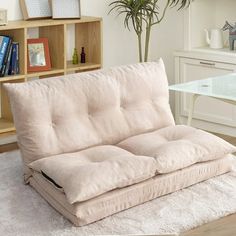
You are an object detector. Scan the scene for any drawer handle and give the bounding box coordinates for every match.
[200,61,215,66]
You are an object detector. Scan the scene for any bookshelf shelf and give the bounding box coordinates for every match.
[27,68,65,78]
[0,17,101,30]
[66,61,101,72]
[0,119,15,133]
[0,75,25,82]
[0,16,103,135]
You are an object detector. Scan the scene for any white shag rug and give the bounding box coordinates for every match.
[1,151,236,236]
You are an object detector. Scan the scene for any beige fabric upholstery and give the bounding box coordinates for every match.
[29,127,236,203]
[4,59,236,226]
[29,145,157,204]
[118,125,236,173]
[4,59,174,166]
[30,156,233,226]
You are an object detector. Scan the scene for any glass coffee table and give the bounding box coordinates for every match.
[169,73,236,126]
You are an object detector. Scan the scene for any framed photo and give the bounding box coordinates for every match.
[0,8,8,26]
[51,0,81,19]
[27,38,51,72]
[20,0,52,20]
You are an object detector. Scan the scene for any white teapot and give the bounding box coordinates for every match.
[204,28,224,49]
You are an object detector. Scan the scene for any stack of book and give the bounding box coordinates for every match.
[0,36,19,78]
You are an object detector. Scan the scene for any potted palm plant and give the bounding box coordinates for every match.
[109,0,192,62]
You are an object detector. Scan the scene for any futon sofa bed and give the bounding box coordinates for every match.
[5,59,236,226]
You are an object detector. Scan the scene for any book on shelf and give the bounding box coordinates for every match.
[0,36,11,73]
[4,44,12,76]
[0,37,12,77]
[0,36,20,78]
[16,43,19,74]
[9,42,19,76]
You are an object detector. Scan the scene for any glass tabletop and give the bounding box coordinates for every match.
[169,73,236,102]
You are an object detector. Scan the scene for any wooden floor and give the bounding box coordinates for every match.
[182,214,236,236]
[0,142,18,153]
[0,133,235,236]
[214,133,236,146]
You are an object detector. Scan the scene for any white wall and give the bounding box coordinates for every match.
[0,0,185,107]
[150,8,184,108]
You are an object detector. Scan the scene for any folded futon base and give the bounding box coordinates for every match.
[6,61,235,227]
[29,156,232,226]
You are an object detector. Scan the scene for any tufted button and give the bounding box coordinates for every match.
[88,107,93,117]
[51,122,56,128]
[120,106,126,114]
[120,99,126,108]
[120,102,126,109]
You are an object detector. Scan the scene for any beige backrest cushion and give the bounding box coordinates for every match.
[5,59,174,164]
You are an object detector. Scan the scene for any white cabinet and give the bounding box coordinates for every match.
[174,52,236,136]
[174,0,236,136]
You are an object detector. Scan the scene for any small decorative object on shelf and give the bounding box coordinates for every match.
[204,28,223,49]
[51,0,81,19]
[72,48,78,64]
[222,21,236,51]
[27,38,51,72]
[0,9,8,26]
[80,47,86,63]
[20,0,52,20]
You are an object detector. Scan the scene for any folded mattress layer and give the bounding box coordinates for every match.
[29,155,233,226]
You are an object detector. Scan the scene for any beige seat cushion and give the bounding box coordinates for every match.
[118,125,236,174]
[29,145,157,204]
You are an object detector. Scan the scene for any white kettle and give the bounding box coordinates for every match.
[204,29,224,49]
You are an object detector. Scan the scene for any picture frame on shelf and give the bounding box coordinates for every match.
[27,38,51,72]
[0,8,8,25]
[50,0,81,19]
[20,0,52,20]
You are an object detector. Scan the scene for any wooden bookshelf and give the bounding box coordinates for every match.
[0,16,102,135]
